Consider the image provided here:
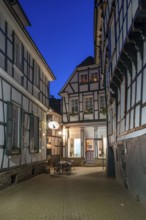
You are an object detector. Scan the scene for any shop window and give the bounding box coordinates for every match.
[69,138,81,157]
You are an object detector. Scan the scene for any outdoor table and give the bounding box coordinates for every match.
[53,161,72,175]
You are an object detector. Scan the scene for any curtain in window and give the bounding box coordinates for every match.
[6,102,21,155]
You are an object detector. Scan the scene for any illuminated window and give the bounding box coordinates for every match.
[90,72,98,82]
[69,138,81,157]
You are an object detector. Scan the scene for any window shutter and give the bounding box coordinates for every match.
[34,115,39,151]
[29,114,39,153]
[6,102,14,155]
[29,114,34,153]
[20,109,25,149]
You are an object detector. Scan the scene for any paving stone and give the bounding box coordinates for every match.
[0,167,146,220]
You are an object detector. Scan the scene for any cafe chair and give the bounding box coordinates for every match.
[62,162,71,175]
[53,162,62,175]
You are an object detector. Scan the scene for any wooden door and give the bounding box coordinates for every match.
[85,139,94,162]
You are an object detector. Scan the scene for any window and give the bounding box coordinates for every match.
[84,96,93,113]
[70,98,78,115]
[69,138,81,157]
[6,102,21,155]
[90,72,98,82]
[100,95,105,109]
[14,36,22,69]
[99,95,106,115]
[34,61,40,88]
[80,74,88,83]
[29,114,39,153]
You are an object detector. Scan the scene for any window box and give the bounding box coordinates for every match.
[70,112,78,116]
[84,110,93,114]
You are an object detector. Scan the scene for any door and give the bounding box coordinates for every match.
[85,139,94,162]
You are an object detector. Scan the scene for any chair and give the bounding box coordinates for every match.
[62,162,72,175]
[53,162,62,175]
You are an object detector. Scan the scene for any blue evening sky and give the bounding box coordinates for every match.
[19,0,94,98]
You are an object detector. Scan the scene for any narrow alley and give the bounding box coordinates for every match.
[0,167,146,220]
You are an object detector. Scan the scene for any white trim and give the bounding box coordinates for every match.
[0,67,48,112]
[0,1,55,81]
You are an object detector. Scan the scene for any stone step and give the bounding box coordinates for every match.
[85,163,95,167]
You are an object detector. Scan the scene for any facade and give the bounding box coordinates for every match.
[47,106,62,163]
[0,0,55,187]
[59,56,107,166]
[94,0,146,203]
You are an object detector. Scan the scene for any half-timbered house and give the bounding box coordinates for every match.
[47,105,62,163]
[94,0,146,203]
[59,56,107,166]
[0,0,55,187]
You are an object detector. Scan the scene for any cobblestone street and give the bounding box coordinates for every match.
[0,167,146,220]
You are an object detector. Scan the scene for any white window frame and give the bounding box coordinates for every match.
[100,95,105,109]
[70,98,78,115]
[84,96,93,113]
[6,102,21,155]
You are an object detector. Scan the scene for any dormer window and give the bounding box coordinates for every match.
[80,74,88,83]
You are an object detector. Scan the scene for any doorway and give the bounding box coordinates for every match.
[85,139,94,163]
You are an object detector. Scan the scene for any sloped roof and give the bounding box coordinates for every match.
[59,56,96,95]
[77,56,94,67]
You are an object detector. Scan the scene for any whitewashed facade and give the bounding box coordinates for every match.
[59,57,107,166]
[95,0,146,203]
[0,0,55,185]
